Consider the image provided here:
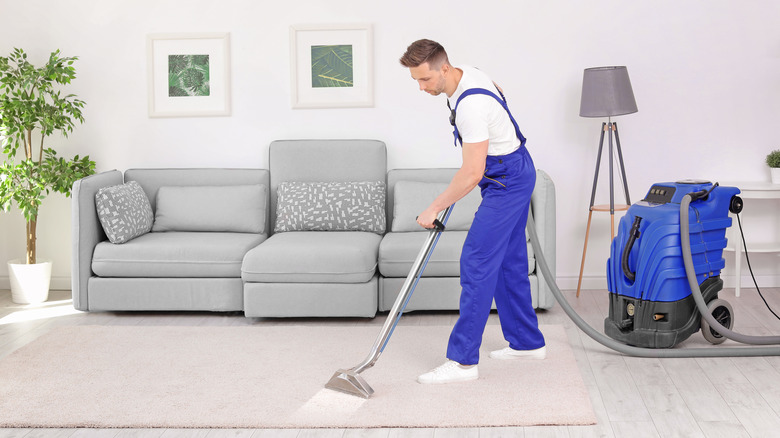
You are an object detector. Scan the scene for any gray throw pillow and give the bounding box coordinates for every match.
[95,181,154,244]
[152,185,268,233]
[392,181,482,232]
[275,181,386,234]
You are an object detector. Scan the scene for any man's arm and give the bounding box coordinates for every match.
[416,140,488,228]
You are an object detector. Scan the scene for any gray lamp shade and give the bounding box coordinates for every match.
[579,66,638,118]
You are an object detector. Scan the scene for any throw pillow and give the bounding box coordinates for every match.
[152,185,268,233]
[392,181,482,232]
[95,181,154,244]
[274,181,386,234]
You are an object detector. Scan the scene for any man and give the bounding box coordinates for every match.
[399,39,546,384]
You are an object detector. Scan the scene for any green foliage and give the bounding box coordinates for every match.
[0,48,86,157]
[0,48,96,263]
[0,151,95,222]
[168,54,210,97]
[310,45,353,88]
[766,150,780,168]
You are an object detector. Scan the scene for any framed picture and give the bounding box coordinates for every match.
[147,33,231,117]
[290,24,373,109]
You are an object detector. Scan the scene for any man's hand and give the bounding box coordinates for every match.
[416,207,440,229]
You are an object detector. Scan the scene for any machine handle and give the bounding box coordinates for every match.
[416,216,447,232]
[622,216,642,282]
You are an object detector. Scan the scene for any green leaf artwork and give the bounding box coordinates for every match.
[311,45,353,88]
[168,54,210,97]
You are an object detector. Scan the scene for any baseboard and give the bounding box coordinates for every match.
[2,275,777,295]
[0,276,71,291]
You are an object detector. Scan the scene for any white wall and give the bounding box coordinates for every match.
[1,0,779,291]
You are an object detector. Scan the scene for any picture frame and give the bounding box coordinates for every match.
[290,24,373,109]
[147,33,231,117]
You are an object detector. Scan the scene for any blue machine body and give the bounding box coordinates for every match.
[607,181,740,303]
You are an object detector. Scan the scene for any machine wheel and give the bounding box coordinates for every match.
[701,298,734,345]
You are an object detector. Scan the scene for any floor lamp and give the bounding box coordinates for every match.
[576,66,638,297]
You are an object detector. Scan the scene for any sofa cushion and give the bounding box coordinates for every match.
[379,231,534,277]
[379,231,467,277]
[392,182,481,232]
[274,181,386,234]
[92,232,266,278]
[152,184,268,233]
[95,181,154,244]
[242,231,381,283]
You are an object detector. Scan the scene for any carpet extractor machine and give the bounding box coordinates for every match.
[327,180,780,399]
[605,179,742,348]
[533,179,780,358]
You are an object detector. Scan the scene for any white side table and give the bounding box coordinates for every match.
[721,182,780,297]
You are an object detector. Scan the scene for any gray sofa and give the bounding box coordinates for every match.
[72,139,556,317]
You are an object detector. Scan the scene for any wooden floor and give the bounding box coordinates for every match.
[2,286,780,438]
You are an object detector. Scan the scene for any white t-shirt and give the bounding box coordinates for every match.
[447,65,521,156]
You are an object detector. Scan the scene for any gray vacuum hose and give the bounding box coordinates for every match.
[680,193,780,345]
[526,207,780,357]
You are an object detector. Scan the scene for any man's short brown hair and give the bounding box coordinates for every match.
[399,39,449,69]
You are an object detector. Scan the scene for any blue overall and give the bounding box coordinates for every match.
[446,88,546,366]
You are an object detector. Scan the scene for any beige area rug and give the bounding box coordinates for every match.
[0,324,595,429]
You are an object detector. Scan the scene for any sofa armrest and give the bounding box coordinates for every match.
[71,170,123,310]
[530,169,557,309]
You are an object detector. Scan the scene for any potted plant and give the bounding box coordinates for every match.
[0,48,95,304]
[767,149,780,184]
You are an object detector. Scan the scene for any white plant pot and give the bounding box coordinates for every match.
[771,168,780,184]
[7,259,52,304]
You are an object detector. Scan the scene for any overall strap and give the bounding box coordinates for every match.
[447,88,527,148]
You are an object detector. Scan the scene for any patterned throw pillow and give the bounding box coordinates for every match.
[95,181,154,244]
[275,181,386,234]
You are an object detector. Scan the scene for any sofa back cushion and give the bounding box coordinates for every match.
[152,184,268,233]
[274,181,385,233]
[124,168,271,233]
[392,181,481,232]
[387,168,484,232]
[123,168,269,211]
[269,140,387,234]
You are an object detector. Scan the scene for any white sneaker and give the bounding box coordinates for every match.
[489,345,547,360]
[417,360,478,384]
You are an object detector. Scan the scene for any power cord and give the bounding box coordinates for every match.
[735,213,780,321]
